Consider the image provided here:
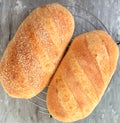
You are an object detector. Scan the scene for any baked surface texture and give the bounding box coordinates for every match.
[0,3,74,98]
[47,30,119,122]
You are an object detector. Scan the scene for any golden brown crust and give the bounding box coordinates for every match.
[47,30,119,122]
[0,3,74,98]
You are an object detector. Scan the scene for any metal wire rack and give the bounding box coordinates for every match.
[27,4,120,118]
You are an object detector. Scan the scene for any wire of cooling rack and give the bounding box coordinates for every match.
[63,3,110,34]
[117,41,120,45]
[64,4,120,46]
[27,4,120,118]
[27,87,50,116]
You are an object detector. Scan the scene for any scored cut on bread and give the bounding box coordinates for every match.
[0,3,74,99]
[47,30,119,122]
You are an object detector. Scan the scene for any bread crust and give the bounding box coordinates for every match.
[0,3,74,98]
[47,30,119,122]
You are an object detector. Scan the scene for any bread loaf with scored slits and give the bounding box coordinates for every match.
[47,30,119,122]
[0,3,74,98]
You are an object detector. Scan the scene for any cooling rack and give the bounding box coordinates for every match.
[27,4,120,118]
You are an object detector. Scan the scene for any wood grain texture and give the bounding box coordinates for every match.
[0,0,120,123]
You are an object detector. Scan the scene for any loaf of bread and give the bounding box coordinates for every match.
[0,3,74,98]
[47,30,119,122]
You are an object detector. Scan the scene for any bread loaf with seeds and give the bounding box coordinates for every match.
[47,30,119,122]
[0,3,74,98]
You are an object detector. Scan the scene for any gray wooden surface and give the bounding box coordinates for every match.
[0,0,120,123]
